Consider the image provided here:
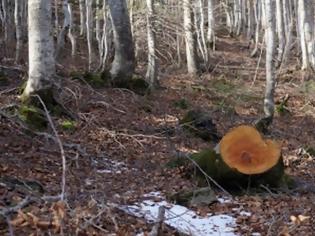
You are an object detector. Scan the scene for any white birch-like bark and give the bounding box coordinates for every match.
[298,0,315,70]
[275,0,285,67]
[54,0,58,34]
[129,0,134,36]
[207,0,215,45]
[198,0,208,62]
[224,0,233,35]
[183,0,199,75]
[56,0,76,57]
[79,0,86,36]
[233,0,242,35]
[22,0,55,100]
[67,3,76,57]
[264,0,276,118]
[145,0,158,89]
[96,0,102,64]
[279,0,293,69]
[246,0,254,40]
[14,0,22,63]
[100,0,109,71]
[193,3,206,63]
[251,0,261,57]
[107,0,135,80]
[85,0,93,71]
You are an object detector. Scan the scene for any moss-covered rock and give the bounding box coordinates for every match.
[180,109,220,142]
[18,105,47,130]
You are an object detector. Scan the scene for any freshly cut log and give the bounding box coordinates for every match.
[191,125,287,189]
[220,125,281,175]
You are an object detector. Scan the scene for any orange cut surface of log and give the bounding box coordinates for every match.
[220,125,281,175]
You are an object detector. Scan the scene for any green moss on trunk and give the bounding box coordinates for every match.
[112,75,149,95]
[191,148,287,189]
[19,88,72,130]
[18,105,47,130]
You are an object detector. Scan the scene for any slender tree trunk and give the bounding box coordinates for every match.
[264,0,276,119]
[14,0,22,63]
[145,0,158,89]
[96,0,102,64]
[107,0,135,80]
[224,0,233,35]
[246,0,254,40]
[207,0,215,45]
[302,0,315,70]
[22,0,55,102]
[79,0,86,36]
[56,0,76,58]
[275,0,285,67]
[85,0,93,71]
[100,0,109,71]
[279,0,293,69]
[183,0,199,75]
[306,0,315,70]
[198,0,208,62]
[251,0,261,57]
[54,0,58,34]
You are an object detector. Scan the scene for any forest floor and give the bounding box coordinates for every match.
[1,33,315,235]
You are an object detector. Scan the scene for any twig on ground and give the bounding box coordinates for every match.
[99,127,166,149]
[34,95,66,201]
[6,216,14,236]
[0,197,33,216]
[74,75,127,114]
[0,87,18,95]
[149,206,165,236]
[179,151,231,196]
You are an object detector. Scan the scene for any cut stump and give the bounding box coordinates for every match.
[192,125,286,189]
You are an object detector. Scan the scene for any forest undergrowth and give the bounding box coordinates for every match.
[1,35,315,235]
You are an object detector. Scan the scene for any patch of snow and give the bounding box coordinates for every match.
[95,157,129,174]
[217,197,233,203]
[96,169,112,174]
[143,191,163,198]
[251,233,261,236]
[121,199,237,236]
[240,211,251,217]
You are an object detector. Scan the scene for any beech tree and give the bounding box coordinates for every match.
[0,0,313,105]
[145,0,158,89]
[298,0,315,71]
[264,0,276,119]
[107,0,135,81]
[21,0,55,103]
[183,0,199,75]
